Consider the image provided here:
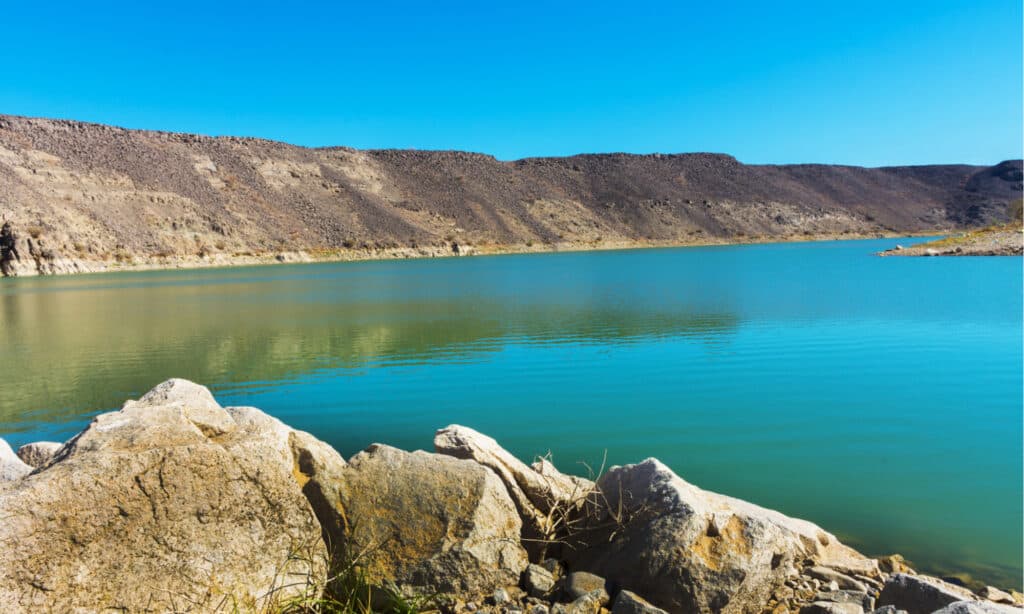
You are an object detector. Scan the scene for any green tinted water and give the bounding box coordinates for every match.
[2,237,1021,587]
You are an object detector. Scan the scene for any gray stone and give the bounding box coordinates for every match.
[816,589,875,610]
[523,563,557,598]
[566,459,876,614]
[805,567,869,593]
[877,574,977,614]
[541,557,563,576]
[494,588,513,605]
[801,602,864,614]
[0,438,32,482]
[15,441,62,468]
[564,571,609,603]
[855,575,885,591]
[529,605,551,614]
[870,607,907,614]
[932,601,1021,614]
[612,590,670,614]
[566,591,605,614]
[978,587,1016,605]
[0,379,327,611]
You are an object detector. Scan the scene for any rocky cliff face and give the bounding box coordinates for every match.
[1,380,1022,613]
[0,114,1020,276]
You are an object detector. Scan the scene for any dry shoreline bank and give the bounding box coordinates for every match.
[2,114,1019,280]
[0,230,943,279]
[879,224,1022,257]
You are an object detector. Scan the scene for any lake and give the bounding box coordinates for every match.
[1,237,1021,588]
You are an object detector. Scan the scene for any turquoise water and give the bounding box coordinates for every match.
[1,237,1021,587]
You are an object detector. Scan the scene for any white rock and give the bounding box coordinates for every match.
[0,379,329,611]
[0,438,32,482]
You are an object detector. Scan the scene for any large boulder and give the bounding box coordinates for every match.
[435,425,594,558]
[316,443,528,599]
[565,459,877,614]
[0,438,32,482]
[877,574,979,614]
[0,379,332,611]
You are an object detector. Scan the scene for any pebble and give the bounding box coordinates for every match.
[523,563,556,598]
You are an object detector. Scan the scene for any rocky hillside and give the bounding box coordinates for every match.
[0,114,1020,276]
[1,379,1022,613]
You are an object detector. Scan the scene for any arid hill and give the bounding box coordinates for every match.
[0,114,1020,275]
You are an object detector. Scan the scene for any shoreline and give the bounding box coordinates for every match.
[1,230,943,280]
[878,224,1022,257]
[1,379,1020,612]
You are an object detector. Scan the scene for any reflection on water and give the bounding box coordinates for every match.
[1,263,738,430]
[1,238,1021,588]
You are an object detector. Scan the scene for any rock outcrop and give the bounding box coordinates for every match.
[879,224,1023,257]
[565,458,877,614]
[0,379,329,611]
[435,425,594,558]
[313,443,529,600]
[0,379,1019,614]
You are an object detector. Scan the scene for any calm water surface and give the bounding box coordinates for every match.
[2,238,1021,587]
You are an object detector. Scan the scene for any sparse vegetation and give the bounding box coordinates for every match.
[266,536,436,614]
[522,451,646,563]
[0,115,1019,275]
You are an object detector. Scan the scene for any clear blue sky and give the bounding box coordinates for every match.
[1,1,1020,165]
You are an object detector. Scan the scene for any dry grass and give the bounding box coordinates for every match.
[523,451,646,562]
[259,534,436,614]
[911,222,1020,250]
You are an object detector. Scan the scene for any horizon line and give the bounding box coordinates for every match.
[1,111,1019,170]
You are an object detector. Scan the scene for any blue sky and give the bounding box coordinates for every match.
[1,1,1020,165]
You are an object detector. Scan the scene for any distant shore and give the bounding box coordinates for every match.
[878,223,1023,257]
[1,230,945,279]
